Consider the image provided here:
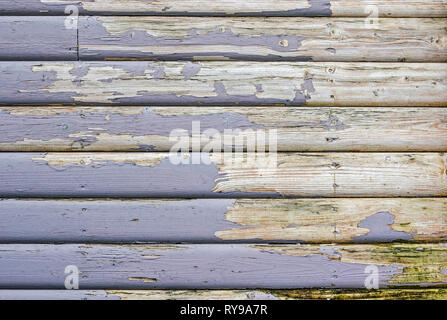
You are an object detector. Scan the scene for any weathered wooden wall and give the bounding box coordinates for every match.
[2,289,447,300]
[78,17,447,62]
[0,0,446,300]
[1,62,445,106]
[0,152,446,197]
[0,243,445,288]
[1,107,445,152]
[0,198,445,243]
[1,1,446,17]
[0,17,77,60]
[1,16,446,62]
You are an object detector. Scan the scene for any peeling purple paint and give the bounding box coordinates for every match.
[0,290,121,300]
[0,198,320,243]
[353,211,414,243]
[82,48,314,62]
[301,73,316,99]
[255,0,331,17]
[0,199,269,243]
[69,65,90,79]
[0,153,280,198]
[182,62,202,80]
[137,144,157,151]
[153,66,166,79]
[80,17,311,61]
[0,0,332,16]
[71,135,98,149]
[0,1,80,15]
[79,17,311,61]
[0,108,267,149]
[110,87,305,106]
[0,62,77,105]
[0,244,402,289]
[0,16,77,60]
[0,106,347,147]
[0,61,316,106]
[0,290,281,300]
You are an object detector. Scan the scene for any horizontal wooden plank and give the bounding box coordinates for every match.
[1,62,445,106]
[0,198,445,243]
[1,107,446,152]
[79,17,447,62]
[1,289,447,300]
[0,243,445,288]
[1,1,446,17]
[0,16,77,60]
[0,153,445,198]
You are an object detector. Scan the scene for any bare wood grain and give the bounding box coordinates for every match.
[0,152,445,198]
[1,107,446,152]
[1,289,446,300]
[79,17,447,62]
[0,243,445,288]
[0,198,445,243]
[109,288,447,300]
[1,62,445,106]
[1,1,446,17]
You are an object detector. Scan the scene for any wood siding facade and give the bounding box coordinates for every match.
[0,0,446,300]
